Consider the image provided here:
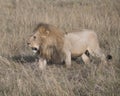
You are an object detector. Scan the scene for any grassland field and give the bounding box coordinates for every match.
[0,0,120,96]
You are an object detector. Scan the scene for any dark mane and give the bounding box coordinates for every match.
[33,23,52,32]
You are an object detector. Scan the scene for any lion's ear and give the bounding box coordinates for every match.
[40,31,49,38]
[39,26,50,35]
[39,26,46,33]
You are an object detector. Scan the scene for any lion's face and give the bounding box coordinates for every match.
[27,26,49,54]
[27,31,41,54]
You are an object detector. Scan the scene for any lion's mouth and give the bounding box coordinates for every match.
[32,47,39,54]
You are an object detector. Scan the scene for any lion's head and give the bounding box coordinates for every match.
[27,23,65,62]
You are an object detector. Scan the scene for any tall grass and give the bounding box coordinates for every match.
[0,0,120,96]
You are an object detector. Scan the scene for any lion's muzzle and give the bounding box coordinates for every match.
[32,47,39,54]
[32,47,38,51]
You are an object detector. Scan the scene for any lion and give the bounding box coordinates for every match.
[27,23,112,69]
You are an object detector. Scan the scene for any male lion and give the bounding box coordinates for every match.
[27,23,112,69]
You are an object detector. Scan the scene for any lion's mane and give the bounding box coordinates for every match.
[35,23,65,63]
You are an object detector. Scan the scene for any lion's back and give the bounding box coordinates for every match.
[66,30,97,43]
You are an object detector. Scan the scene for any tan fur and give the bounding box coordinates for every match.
[63,29,107,67]
[28,24,110,69]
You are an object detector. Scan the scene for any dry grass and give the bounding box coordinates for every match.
[0,0,120,96]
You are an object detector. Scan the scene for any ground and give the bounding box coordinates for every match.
[0,0,120,96]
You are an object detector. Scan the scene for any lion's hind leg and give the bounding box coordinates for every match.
[81,53,91,64]
[88,47,107,64]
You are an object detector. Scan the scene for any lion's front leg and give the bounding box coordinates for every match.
[65,51,71,68]
[38,58,47,70]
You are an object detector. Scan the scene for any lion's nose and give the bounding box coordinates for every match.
[32,47,38,51]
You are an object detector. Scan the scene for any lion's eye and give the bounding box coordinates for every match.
[33,36,36,39]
